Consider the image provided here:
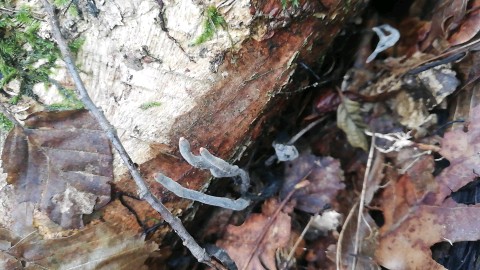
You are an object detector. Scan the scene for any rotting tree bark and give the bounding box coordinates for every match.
[0,0,367,267]
[109,0,369,249]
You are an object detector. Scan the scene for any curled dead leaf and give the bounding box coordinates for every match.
[448,0,480,45]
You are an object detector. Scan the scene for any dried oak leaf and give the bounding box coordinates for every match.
[281,154,345,213]
[448,0,480,45]
[2,222,157,269]
[217,198,291,270]
[431,104,480,204]
[376,165,480,269]
[1,110,112,229]
[421,0,468,50]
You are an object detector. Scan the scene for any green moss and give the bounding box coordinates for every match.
[139,101,162,110]
[0,113,13,132]
[0,2,85,106]
[53,0,70,6]
[0,3,59,101]
[281,0,299,9]
[193,6,228,45]
[46,87,84,111]
[68,37,85,54]
[53,0,80,18]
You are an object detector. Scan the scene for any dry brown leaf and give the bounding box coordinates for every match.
[431,104,480,204]
[281,154,345,214]
[1,110,113,229]
[373,108,480,268]
[395,149,437,196]
[377,203,480,269]
[1,222,157,270]
[377,191,480,269]
[421,0,469,50]
[0,253,22,270]
[336,202,380,270]
[216,198,291,270]
[375,161,480,269]
[397,18,431,56]
[448,0,480,45]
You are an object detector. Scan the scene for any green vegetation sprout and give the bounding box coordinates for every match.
[0,3,59,103]
[193,6,228,45]
[46,85,84,111]
[0,1,85,105]
[139,101,162,110]
[0,113,13,131]
[68,37,86,54]
[281,0,300,9]
[53,0,80,16]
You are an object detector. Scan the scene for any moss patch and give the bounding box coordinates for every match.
[46,86,84,111]
[0,113,13,132]
[0,3,59,103]
[139,101,162,110]
[0,1,84,105]
[193,6,228,45]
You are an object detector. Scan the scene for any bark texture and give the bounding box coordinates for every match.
[0,0,367,265]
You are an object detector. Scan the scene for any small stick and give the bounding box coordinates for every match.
[352,133,376,270]
[241,178,310,270]
[336,200,359,269]
[280,212,320,270]
[40,0,214,266]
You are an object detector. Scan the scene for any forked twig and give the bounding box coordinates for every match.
[40,0,216,266]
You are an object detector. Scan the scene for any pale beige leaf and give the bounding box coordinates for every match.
[337,97,368,151]
[6,223,157,270]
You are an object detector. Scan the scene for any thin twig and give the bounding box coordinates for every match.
[281,212,320,270]
[336,200,358,270]
[241,178,310,270]
[352,133,376,270]
[40,0,215,266]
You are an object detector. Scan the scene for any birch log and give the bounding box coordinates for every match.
[0,0,366,266]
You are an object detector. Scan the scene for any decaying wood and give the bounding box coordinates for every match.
[0,0,367,266]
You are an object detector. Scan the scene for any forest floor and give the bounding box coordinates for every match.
[165,0,480,269]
